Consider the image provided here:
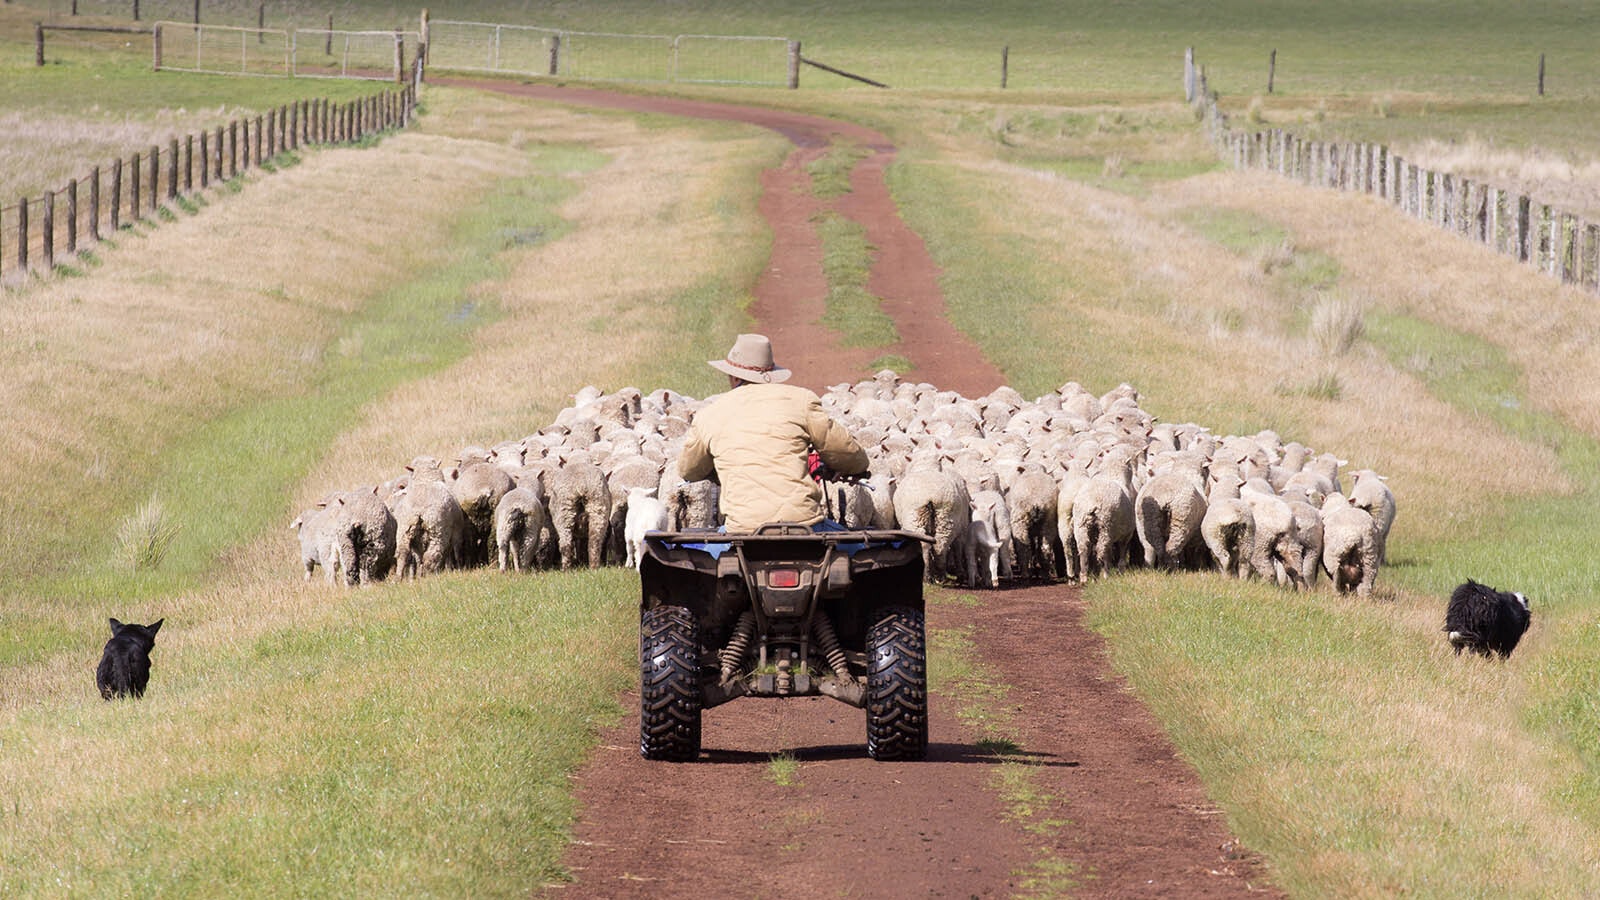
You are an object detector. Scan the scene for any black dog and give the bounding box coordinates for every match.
[1445,580,1530,659]
[96,618,164,699]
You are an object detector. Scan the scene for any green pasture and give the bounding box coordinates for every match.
[4,0,1600,896]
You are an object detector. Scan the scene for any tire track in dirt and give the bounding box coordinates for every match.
[439,78,1274,897]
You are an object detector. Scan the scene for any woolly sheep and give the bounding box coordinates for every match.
[1348,469,1396,564]
[325,487,397,586]
[1240,482,1307,590]
[1319,492,1379,597]
[1445,579,1530,659]
[970,488,1014,586]
[289,499,339,584]
[547,451,612,569]
[391,479,468,579]
[1005,465,1064,580]
[448,461,515,567]
[1072,447,1138,580]
[494,486,548,573]
[893,465,975,586]
[1135,470,1207,571]
[623,486,669,569]
[605,454,664,565]
[1201,469,1254,578]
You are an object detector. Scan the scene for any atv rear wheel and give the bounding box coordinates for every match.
[865,606,928,761]
[640,605,702,761]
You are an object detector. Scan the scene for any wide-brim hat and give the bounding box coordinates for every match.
[708,333,792,384]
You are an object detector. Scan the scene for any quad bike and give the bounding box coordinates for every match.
[637,523,932,762]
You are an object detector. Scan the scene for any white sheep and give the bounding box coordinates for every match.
[1005,465,1064,580]
[447,461,515,567]
[624,486,670,569]
[1134,470,1207,571]
[547,451,612,569]
[969,489,1013,587]
[1347,469,1396,564]
[1201,467,1255,578]
[325,487,397,586]
[1320,492,1379,597]
[892,465,975,586]
[289,498,338,584]
[1240,483,1307,590]
[390,479,468,579]
[1072,447,1138,580]
[494,486,548,573]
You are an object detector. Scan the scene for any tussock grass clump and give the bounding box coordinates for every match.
[1309,295,1367,358]
[115,495,182,573]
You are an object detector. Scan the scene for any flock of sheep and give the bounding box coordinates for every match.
[290,372,1396,597]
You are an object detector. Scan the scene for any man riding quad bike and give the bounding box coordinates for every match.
[637,335,929,762]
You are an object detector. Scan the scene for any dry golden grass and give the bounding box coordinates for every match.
[1397,136,1600,219]
[292,86,786,511]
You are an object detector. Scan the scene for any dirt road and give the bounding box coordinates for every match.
[437,78,1276,898]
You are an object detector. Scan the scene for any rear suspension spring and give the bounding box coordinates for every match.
[720,610,756,681]
[811,612,852,680]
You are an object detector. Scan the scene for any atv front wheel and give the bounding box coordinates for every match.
[865,606,928,761]
[640,605,702,761]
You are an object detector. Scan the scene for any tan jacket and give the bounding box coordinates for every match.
[678,383,869,532]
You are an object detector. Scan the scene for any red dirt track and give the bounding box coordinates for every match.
[439,79,1277,898]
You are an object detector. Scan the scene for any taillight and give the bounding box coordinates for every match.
[769,569,801,589]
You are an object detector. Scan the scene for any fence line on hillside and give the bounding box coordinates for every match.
[424,17,797,88]
[1184,49,1600,296]
[0,75,419,286]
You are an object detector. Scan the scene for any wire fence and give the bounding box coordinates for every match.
[0,82,418,287]
[425,19,793,87]
[152,21,418,80]
[1186,49,1600,295]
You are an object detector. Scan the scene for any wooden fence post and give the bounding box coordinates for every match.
[258,3,264,42]
[130,151,141,220]
[191,0,198,25]
[199,130,210,188]
[1267,48,1276,93]
[184,134,193,192]
[1183,47,1195,103]
[394,28,403,83]
[167,138,178,201]
[89,166,100,241]
[67,180,77,255]
[153,22,161,70]
[549,33,561,76]
[42,191,54,270]
[1583,223,1600,292]
[132,0,139,21]
[228,120,238,177]
[1537,53,1545,96]
[111,158,122,231]
[1001,45,1009,89]
[787,39,800,89]
[148,145,159,213]
[17,197,27,272]
[254,114,263,165]
[1515,196,1532,262]
[325,14,333,55]
[35,21,43,66]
